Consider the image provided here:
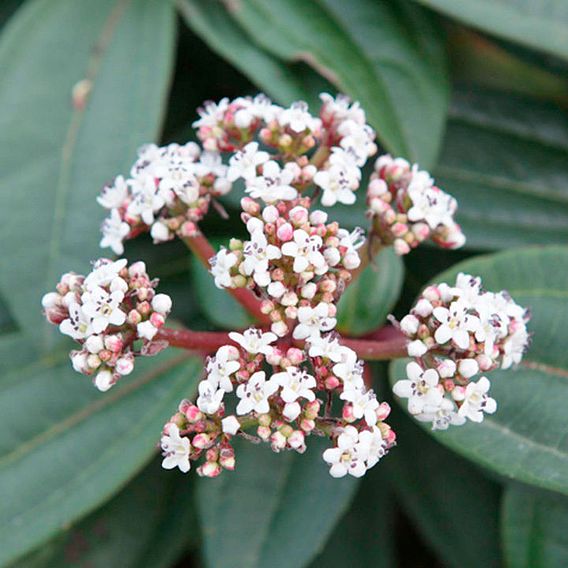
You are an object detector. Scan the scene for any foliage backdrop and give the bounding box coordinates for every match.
[1,0,568,566]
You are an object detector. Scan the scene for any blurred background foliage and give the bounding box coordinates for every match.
[1,0,568,566]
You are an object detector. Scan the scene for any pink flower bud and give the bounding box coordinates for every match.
[342,404,355,422]
[289,206,308,225]
[150,312,165,329]
[192,433,212,449]
[325,376,341,390]
[270,431,287,452]
[257,425,272,440]
[300,418,315,432]
[376,402,391,421]
[262,205,279,223]
[277,222,294,241]
[128,309,142,325]
[104,334,123,353]
[116,355,134,376]
[288,430,306,452]
[198,461,222,478]
[219,453,235,470]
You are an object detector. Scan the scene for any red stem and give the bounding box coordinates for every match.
[157,327,232,352]
[156,325,408,361]
[182,234,270,325]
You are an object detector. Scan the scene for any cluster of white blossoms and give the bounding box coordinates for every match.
[367,155,465,255]
[210,196,363,338]
[98,142,232,254]
[42,259,171,391]
[160,328,395,477]
[393,273,530,430]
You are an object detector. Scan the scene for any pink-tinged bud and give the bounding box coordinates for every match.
[257,425,271,440]
[240,197,261,216]
[180,221,199,238]
[376,402,391,421]
[271,321,288,337]
[279,424,293,437]
[205,448,219,462]
[343,252,361,270]
[325,376,341,390]
[393,238,411,255]
[443,379,455,392]
[384,428,396,446]
[288,430,305,451]
[391,222,408,238]
[219,453,235,470]
[437,359,457,378]
[328,304,337,317]
[413,222,430,240]
[260,299,274,314]
[150,312,165,329]
[97,349,112,363]
[277,222,294,241]
[458,358,479,379]
[319,279,337,293]
[422,285,440,302]
[185,405,203,423]
[477,354,493,372]
[281,292,299,306]
[452,386,466,402]
[342,404,356,422]
[116,355,134,376]
[304,400,321,419]
[270,431,287,452]
[198,461,222,478]
[414,298,433,318]
[70,350,89,374]
[300,418,315,432]
[104,334,123,353]
[286,348,304,365]
[367,178,388,197]
[300,283,317,299]
[137,301,151,317]
[266,348,283,366]
[128,309,142,325]
[284,306,298,320]
[262,205,279,223]
[309,209,328,225]
[289,206,309,225]
[192,433,212,449]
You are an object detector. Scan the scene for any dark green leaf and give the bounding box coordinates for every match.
[177,0,324,108]
[503,483,568,568]
[0,352,200,566]
[390,245,568,495]
[437,90,568,249]
[224,0,449,166]
[197,437,359,568]
[417,0,568,61]
[0,0,175,348]
[309,467,395,568]
[337,247,404,337]
[11,459,199,568]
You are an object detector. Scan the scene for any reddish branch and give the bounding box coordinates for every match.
[157,325,408,361]
[182,234,270,325]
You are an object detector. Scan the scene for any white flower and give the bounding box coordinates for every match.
[210,248,238,289]
[81,286,126,334]
[60,302,93,340]
[293,302,337,340]
[272,366,316,407]
[393,362,443,415]
[100,209,130,254]
[320,93,366,125]
[242,229,282,286]
[236,371,278,415]
[338,120,376,165]
[207,345,240,392]
[193,97,229,128]
[197,380,225,414]
[227,142,270,181]
[98,176,129,209]
[229,328,277,355]
[407,184,456,230]
[222,415,241,436]
[333,347,365,390]
[281,229,327,274]
[161,423,191,473]
[246,160,298,202]
[456,377,497,423]
[278,101,320,133]
[250,93,282,122]
[502,326,529,369]
[415,398,465,431]
[340,387,380,426]
[357,426,388,468]
[314,165,356,207]
[455,273,482,303]
[152,294,172,315]
[307,334,343,362]
[433,299,480,350]
[322,426,367,478]
[84,259,127,290]
[137,320,158,341]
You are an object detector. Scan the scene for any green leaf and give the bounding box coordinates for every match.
[0,352,201,566]
[0,0,175,347]
[384,392,501,568]
[308,467,395,568]
[416,0,568,61]
[390,245,568,496]
[436,90,568,249]
[177,0,324,108]
[197,437,359,568]
[223,0,449,167]
[503,483,568,568]
[12,458,199,568]
[191,253,253,330]
[336,247,404,337]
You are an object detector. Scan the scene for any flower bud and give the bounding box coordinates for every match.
[152,294,172,315]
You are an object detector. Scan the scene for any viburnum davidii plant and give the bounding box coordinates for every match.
[42,93,530,479]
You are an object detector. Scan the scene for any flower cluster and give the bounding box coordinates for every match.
[98,142,232,254]
[42,259,171,391]
[211,197,363,338]
[393,273,530,429]
[367,155,465,255]
[160,328,395,477]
